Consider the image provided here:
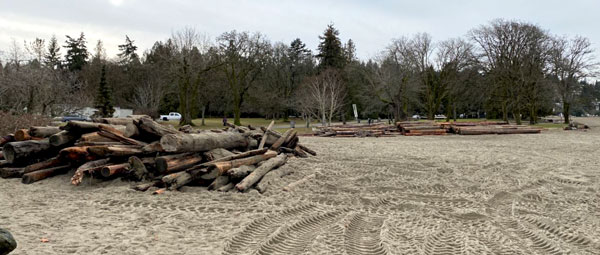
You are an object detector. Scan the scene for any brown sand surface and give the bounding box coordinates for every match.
[2,118,600,254]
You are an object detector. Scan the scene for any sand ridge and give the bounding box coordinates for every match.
[1,118,600,254]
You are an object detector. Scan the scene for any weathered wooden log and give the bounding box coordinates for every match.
[167,168,208,190]
[94,117,134,126]
[97,125,146,146]
[294,147,309,158]
[127,156,150,181]
[199,148,268,167]
[256,165,294,193]
[137,117,179,138]
[59,146,94,162]
[227,165,256,179]
[79,132,117,143]
[270,129,292,150]
[62,121,127,134]
[155,153,203,174]
[208,175,229,190]
[71,158,111,185]
[22,165,71,184]
[235,154,287,192]
[29,126,61,138]
[203,148,235,161]
[141,141,163,153]
[283,173,316,191]
[75,141,123,147]
[23,157,62,175]
[100,163,130,178]
[217,182,234,192]
[15,129,39,141]
[132,180,162,192]
[0,135,15,147]
[211,150,277,174]
[3,139,52,164]
[49,131,79,147]
[87,146,144,158]
[160,132,249,153]
[258,120,275,149]
[262,128,316,156]
[283,130,297,147]
[0,167,24,178]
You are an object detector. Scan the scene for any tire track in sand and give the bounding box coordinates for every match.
[344,213,388,255]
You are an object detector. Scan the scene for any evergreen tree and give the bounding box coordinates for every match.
[118,35,139,65]
[344,39,357,63]
[317,24,345,70]
[64,32,89,71]
[94,65,115,117]
[45,35,61,69]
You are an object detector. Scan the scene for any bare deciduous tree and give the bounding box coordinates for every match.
[549,36,598,124]
[298,69,346,126]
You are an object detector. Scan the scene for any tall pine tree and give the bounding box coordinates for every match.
[118,35,139,65]
[94,65,115,117]
[45,35,61,69]
[317,24,345,70]
[64,32,89,71]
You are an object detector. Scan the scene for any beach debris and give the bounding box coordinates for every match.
[0,116,315,194]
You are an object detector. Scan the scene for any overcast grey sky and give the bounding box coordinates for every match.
[1,0,598,61]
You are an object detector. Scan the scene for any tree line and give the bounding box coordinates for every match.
[0,19,598,126]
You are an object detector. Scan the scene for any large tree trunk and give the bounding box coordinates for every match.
[160,132,249,153]
[3,139,53,164]
[137,117,180,139]
[155,154,203,174]
[563,101,570,124]
[235,154,287,192]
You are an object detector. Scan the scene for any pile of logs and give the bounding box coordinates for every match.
[396,121,448,136]
[314,123,399,137]
[0,116,315,194]
[450,123,543,135]
[564,122,589,131]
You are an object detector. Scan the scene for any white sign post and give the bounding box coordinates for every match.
[352,104,358,123]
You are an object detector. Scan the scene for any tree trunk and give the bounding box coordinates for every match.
[3,139,53,164]
[258,120,275,149]
[261,128,316,156]
[514,109,522,125]
[160,132,249,153]
[270,129,292,151]
[62,121,127,135]
[563,102,570,124]
[203,148,235,161]
[1,168,24,178]
[22,165,71,184]
[501,101,509,122]
[233,96,242,126]
[201,105,206,126]
[235,154,287,192]
[87,146,144,158]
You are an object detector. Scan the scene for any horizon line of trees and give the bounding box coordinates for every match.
[0,19,598,126]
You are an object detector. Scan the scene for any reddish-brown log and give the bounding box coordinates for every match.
[71,158,111,185]
[100,163,130,178]
[22,165,71,184]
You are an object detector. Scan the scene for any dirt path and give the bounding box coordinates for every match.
[1,118,600,254]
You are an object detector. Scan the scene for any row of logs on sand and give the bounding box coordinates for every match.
[314,123,399,137]
[396,121,448,136]
[0,117,316,194]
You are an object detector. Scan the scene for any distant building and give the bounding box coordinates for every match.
[79,107,133,118]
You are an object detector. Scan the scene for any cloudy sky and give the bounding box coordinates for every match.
[1,0,598,61]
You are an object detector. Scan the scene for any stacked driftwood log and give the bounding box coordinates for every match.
[447,122,544,135]
[0,116,315,194]
[396,121,447,136]
[314,123,399,137]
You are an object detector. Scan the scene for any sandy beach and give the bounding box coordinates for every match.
[2,118,600,254]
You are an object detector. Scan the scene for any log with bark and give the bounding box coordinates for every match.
[22,165,71,184]
[49,131,79,147]
[87,145,144,158]
[14,129,36,141]
[160,132,250,153]
[28,126,61,138]
[227,165,256,179]
[100,163,130,178]
[136,117,179,139]
[71,158,111,185]
[235,154,288,192]
[209,150,277,174]
[3,139,53,164]
[61,121,127,135]
[155,153,203,174]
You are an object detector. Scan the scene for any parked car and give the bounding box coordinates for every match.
[159,112,182,121]
[61,115,90,122]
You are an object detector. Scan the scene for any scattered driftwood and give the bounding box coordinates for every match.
[0,117,315,195]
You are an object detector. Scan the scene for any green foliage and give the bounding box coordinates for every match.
[118,35,139,65]
[317,24,345,70]
[63,32,89,71]
[94,65,115,117]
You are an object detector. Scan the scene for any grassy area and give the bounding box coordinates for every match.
[162,117,316,134]
[533,123,568,129]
